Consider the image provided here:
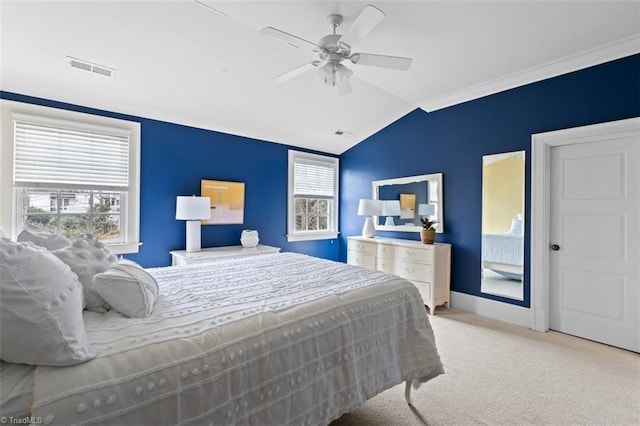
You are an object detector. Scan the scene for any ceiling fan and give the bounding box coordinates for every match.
[260,5,412,95]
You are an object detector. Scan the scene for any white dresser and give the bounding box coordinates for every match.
[170,245,281,266]
[347,236,451,315]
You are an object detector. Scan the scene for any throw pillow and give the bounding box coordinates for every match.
[17,227,70,250]
[0,238,95,366]
[94,262,159,318]
[53,234,118,313]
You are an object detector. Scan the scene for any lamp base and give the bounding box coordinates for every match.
[362,216,376,238]
[384,216,395,226]
[185,220,202,252]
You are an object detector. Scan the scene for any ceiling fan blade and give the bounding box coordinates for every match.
[336,78,352,96]
[190,0,234,21]
[339,5,385,49]
[274,62,318,82]
[260,27,319,57]
[350,53,412,70]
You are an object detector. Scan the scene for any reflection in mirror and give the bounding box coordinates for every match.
[372,173,443,233]
[481,151,525,300]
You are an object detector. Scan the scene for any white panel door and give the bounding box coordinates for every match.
[549,133,639,352]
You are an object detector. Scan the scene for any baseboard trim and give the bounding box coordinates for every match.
[450,291,531,329]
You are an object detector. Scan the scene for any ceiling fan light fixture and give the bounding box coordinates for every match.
[317,60,352,87]
[336,63,353,81]
[318,62,339,86]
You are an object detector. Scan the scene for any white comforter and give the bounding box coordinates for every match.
[8,252,444,425]
[482,233,524,266]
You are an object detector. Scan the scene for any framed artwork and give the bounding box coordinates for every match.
[201,179,245,224]
[399,193,416,219]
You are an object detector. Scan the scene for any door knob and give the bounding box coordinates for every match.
[550,244,560,251]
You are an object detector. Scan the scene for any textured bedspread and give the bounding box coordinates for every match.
[24,253,443,425]
[482,233,524,266]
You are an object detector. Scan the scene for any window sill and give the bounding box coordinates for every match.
[106,242,141,255]
[287,232,338,243]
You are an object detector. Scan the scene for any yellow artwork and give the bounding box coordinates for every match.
[399,193,416,219]
[201,179,245,224]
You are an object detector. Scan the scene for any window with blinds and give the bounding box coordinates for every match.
[5,108,140,253]
[13,115,130,190]
[288,150,339,242]
[13,114,130,191]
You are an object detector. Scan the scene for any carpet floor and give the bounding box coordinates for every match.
[331,308,639,425]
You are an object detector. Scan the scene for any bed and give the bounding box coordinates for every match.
[0,250,444,426]
[481,233,524,280]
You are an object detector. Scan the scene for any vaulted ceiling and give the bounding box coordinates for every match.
[2,1,639,154]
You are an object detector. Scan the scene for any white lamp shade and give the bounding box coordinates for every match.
[381,200,401,216]
[357,199,383,216]
[418,203,435,216]
[176,196,211,220]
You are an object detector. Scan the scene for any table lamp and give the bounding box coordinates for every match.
[357,199,382,238]
[418,203,436,220]
[381,200,401,226]
[176,196,211,252]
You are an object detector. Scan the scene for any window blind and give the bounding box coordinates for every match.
[293,158,336,199]
[13,114,130,191]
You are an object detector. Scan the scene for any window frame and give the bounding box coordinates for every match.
[0,99,141,254]
[287,150,339,242]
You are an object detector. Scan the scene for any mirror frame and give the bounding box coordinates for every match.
[372,173,444,233]
[480,151,525,301]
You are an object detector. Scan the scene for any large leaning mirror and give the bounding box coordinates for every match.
[372,173,444,233]
[481,151,525,300]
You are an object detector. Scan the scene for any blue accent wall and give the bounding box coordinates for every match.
[3,54,638,307]
[0,92,340,267]
[339,54,640,308]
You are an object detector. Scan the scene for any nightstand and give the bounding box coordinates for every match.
[170,244,281,266]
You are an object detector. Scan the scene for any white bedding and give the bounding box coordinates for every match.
[4,252,444,425]
[482,233,524,267]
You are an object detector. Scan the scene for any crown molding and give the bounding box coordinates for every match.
[419,35,640,113]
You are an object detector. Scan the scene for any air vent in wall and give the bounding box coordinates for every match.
[67,56,115,78]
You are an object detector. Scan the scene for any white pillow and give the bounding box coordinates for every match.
[17,227,70,250]
[53,234,117,313]
[94,262,159,318]
[0,238,95,366]
[508,214,523,235]
[0,227,6,238]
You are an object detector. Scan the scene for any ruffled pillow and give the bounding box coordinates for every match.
[53,234,117,313]
[17,227,70,250]
[0,238,95,366]
[93,261,159,318]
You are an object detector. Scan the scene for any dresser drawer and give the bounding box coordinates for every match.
[395,246,434,264]
[348,240,377,255]
[377,257,395,274]
[377,243,395,259]
[395,259,432,282]
[347,250,376,269]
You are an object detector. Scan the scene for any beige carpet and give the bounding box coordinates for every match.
[331,308,639,425]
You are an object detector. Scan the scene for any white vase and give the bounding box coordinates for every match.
[240,230,259,248]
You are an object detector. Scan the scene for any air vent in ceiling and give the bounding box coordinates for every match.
[67,56,115,78]
[334,129,352,136]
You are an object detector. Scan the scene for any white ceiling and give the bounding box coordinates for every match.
[1,1,639,154]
